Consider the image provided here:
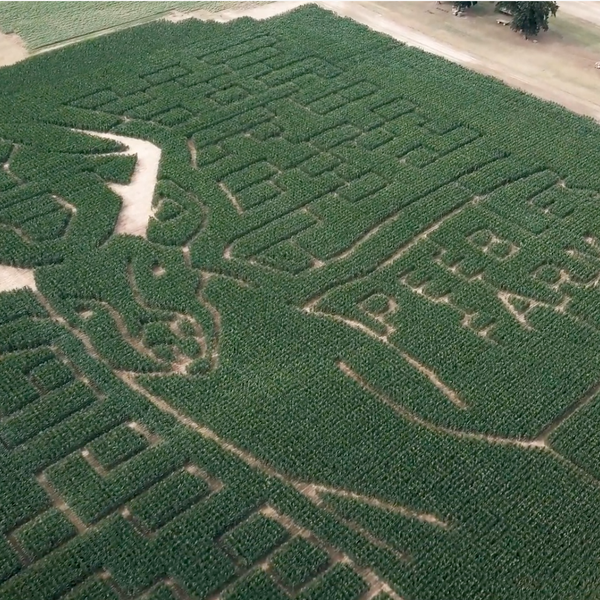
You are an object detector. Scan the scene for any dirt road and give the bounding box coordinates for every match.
[560,1,600,27]
[351,1,600,121]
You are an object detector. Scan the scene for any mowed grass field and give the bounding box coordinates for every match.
[0,5,600,599]
[0,1,251,49]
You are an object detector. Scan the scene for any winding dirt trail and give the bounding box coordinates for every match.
[78,130,162,238]
[322,1,477,63]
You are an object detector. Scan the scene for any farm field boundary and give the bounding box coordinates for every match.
[1,1,599,124]
[1,5,600,599]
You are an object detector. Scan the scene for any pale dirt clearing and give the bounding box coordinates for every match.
[321,1,477,63]
[0,265,36,292]
[78,130,162,238]
[169,0,475,63]
[166,1,306,23]
[0,30,27,67]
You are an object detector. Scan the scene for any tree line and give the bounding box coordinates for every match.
[452,2,559,38]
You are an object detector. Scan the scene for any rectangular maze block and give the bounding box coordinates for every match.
[222,513,289,568]
[13,508,77,562]
[271,536,330,590]
[87,423,150,471]
[128,467,212,532]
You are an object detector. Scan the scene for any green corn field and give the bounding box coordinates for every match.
[0,5,599,599]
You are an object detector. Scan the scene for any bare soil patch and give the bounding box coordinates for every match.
[560,1,600,28]
[79,130,161,238]
[0,30,27,67]
[359,1,600,121]
[322,1,477,64]
[0,265,36,293]
[166,1,306,23]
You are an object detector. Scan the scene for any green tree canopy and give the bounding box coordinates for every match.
[496,1,559,37]
[453,1,478,12]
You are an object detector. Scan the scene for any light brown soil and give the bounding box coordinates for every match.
[355,1,600,121]
[0,265,36,292]
[0,31,27,67]
[78,130,161,238]
[166,1,307,23]
[218,182,243,214]
[560,1,600,27]
[323,1,477,63]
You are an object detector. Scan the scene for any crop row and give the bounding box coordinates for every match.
[1,4,600,600]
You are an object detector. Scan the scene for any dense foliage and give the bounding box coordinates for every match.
[0,1,241,49]
[0,5,600,599]
[496,1,559,37]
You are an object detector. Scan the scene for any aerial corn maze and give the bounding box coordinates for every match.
[0,5,599,599]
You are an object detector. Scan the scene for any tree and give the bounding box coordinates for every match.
[453,1,478,13]
[495,1,515,15]
[496,2,559,38]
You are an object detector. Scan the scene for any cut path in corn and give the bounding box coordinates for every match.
[78,130,162,238]
[172,0,600,122]
[0,265,36,293]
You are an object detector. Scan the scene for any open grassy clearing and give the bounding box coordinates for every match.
[1,5,600,599]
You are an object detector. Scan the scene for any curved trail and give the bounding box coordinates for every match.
[77,130,162,238]
[0,130,161,297]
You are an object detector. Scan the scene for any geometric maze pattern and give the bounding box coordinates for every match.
[0,303,403,600]
[2,5,600,600]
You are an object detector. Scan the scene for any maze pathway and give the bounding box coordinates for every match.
[1,5,600,599]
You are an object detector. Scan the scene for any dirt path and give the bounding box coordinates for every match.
[0,31,27,67]
[321,1,477,63]
[356,1,600,121]
[78,130,161,238]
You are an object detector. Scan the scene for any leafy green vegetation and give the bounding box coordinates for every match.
[13,509,77,561]
[129,468,211,530]
[297,564,367,600]
[1,5,600,600]
[87,424,148,470]
[272,537,329,589]
[223,514,288,567]
[0,2,251,49]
